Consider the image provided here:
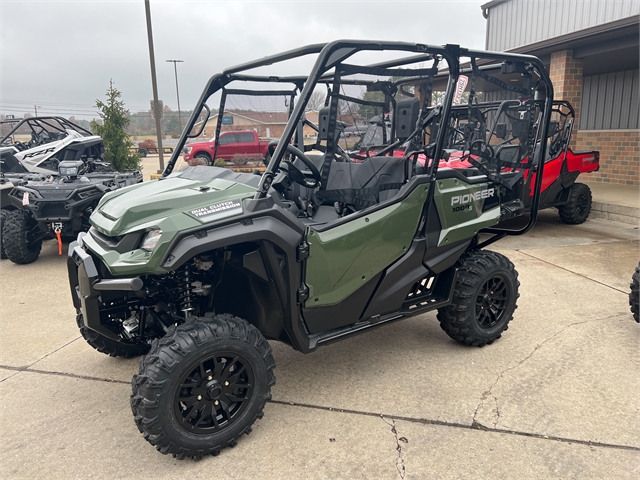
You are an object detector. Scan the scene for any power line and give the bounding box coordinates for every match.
[2,99,151,110]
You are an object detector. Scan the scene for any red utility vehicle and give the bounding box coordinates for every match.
[436,100,599,224]
[351,100,599,224]
[182,130,270,164]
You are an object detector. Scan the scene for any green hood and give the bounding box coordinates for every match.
[91,168,259,236]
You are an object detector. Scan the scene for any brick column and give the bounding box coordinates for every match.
[548,50,584,140]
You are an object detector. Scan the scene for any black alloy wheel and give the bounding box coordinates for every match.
[174,352,255,435]
[575,190,590,217]
[475,274,509,329]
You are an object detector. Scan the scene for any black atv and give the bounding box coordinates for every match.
[67,41,555,459]
[3,155,141,264]
[1,146,58,259]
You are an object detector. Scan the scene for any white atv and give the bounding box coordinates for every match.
[1,116,104,173]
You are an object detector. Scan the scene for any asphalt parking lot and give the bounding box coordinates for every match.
[1,210,638,479]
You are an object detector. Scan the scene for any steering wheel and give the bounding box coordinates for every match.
[469,139,495,163]
[267,141,322,189]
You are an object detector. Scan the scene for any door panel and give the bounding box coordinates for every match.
[305,184,429,308]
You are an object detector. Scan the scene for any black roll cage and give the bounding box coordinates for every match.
[0,116,93,145]
[164,40,554,239]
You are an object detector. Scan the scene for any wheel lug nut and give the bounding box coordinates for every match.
[208,376,213,381]
[197,395,202,400]
[224,381,229,386]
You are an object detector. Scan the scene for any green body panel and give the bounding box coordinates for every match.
[305,185,429,308]
[87,175,256,276]
[433,177,501,246]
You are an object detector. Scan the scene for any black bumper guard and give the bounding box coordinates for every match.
[67,233,143,341]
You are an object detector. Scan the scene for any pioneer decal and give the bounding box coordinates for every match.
[188,199,243,222]
[451,188,495,206]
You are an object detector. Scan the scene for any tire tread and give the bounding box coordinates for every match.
[437,249,519,347]
[130,314,275,459]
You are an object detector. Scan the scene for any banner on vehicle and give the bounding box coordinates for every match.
[453,75,469,104]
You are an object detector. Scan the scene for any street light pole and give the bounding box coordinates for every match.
[166,60,183,130]
[144,0,164,172]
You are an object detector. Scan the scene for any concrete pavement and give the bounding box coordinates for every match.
[0,211,638,479]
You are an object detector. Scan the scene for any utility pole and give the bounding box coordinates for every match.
[34,105,41,116]
[166,60,183,130]
[144,0,164,172]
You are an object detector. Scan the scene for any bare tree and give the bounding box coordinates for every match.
[305,89,326,112]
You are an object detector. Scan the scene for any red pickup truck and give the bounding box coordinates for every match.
[183,130,270,164]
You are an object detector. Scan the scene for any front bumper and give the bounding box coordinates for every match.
[68,233,144,341]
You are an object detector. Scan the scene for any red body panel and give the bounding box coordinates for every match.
[184,131,269,162]
[565,149,600,173]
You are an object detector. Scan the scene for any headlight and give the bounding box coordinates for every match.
[140,229,162,252]
[183,146,192,154]
[60,166,78,176]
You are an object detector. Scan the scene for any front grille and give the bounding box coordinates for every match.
[40,203,68,218]
[41,189,72,198]
[90,228,122,248]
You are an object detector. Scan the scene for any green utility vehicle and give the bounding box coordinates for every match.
[67,41,554,459]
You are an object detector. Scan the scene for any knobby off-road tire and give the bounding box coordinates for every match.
[630,263,639,323]
[437,250,519,347]
[3,209,42,264]
[131,314,275,459]
[558,183,592,224]
[76,313,150,358]
[0,209,9,259]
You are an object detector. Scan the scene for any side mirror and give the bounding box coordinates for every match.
[188,104,211,138]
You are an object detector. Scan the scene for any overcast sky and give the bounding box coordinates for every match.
[1,0,488,119]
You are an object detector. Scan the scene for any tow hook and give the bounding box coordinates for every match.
[53,222,63,255]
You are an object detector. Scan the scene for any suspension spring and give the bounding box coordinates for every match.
[176,264,195,317]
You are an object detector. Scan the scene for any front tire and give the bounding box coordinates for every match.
[558,183,592,224]
[630,263,639,323]
[131,314,275,459]
[3,209,42,264]
[0,209,9,259]
[194,152,212,166]
[76,313,149,358]
[437,250,519,347]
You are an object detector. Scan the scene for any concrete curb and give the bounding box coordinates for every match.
[591,201,639,225]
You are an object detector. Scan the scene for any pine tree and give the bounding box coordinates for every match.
[91,80,140,171]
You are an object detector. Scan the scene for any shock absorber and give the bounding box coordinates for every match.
[176,264,195,320]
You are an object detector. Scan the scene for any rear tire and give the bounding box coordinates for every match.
[76,313,150,358]
[3,209,42,264]
[437,250,519,347]
[630,263,639,323]
[131,314,275,459]
[558,183,592,224]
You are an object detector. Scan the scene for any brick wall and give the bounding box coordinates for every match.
[549,50,584,128]
[550,50,639,186]
[575,130,639,185]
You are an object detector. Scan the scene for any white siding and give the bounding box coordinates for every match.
[579,69,639,130]
[486,0,640,51]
